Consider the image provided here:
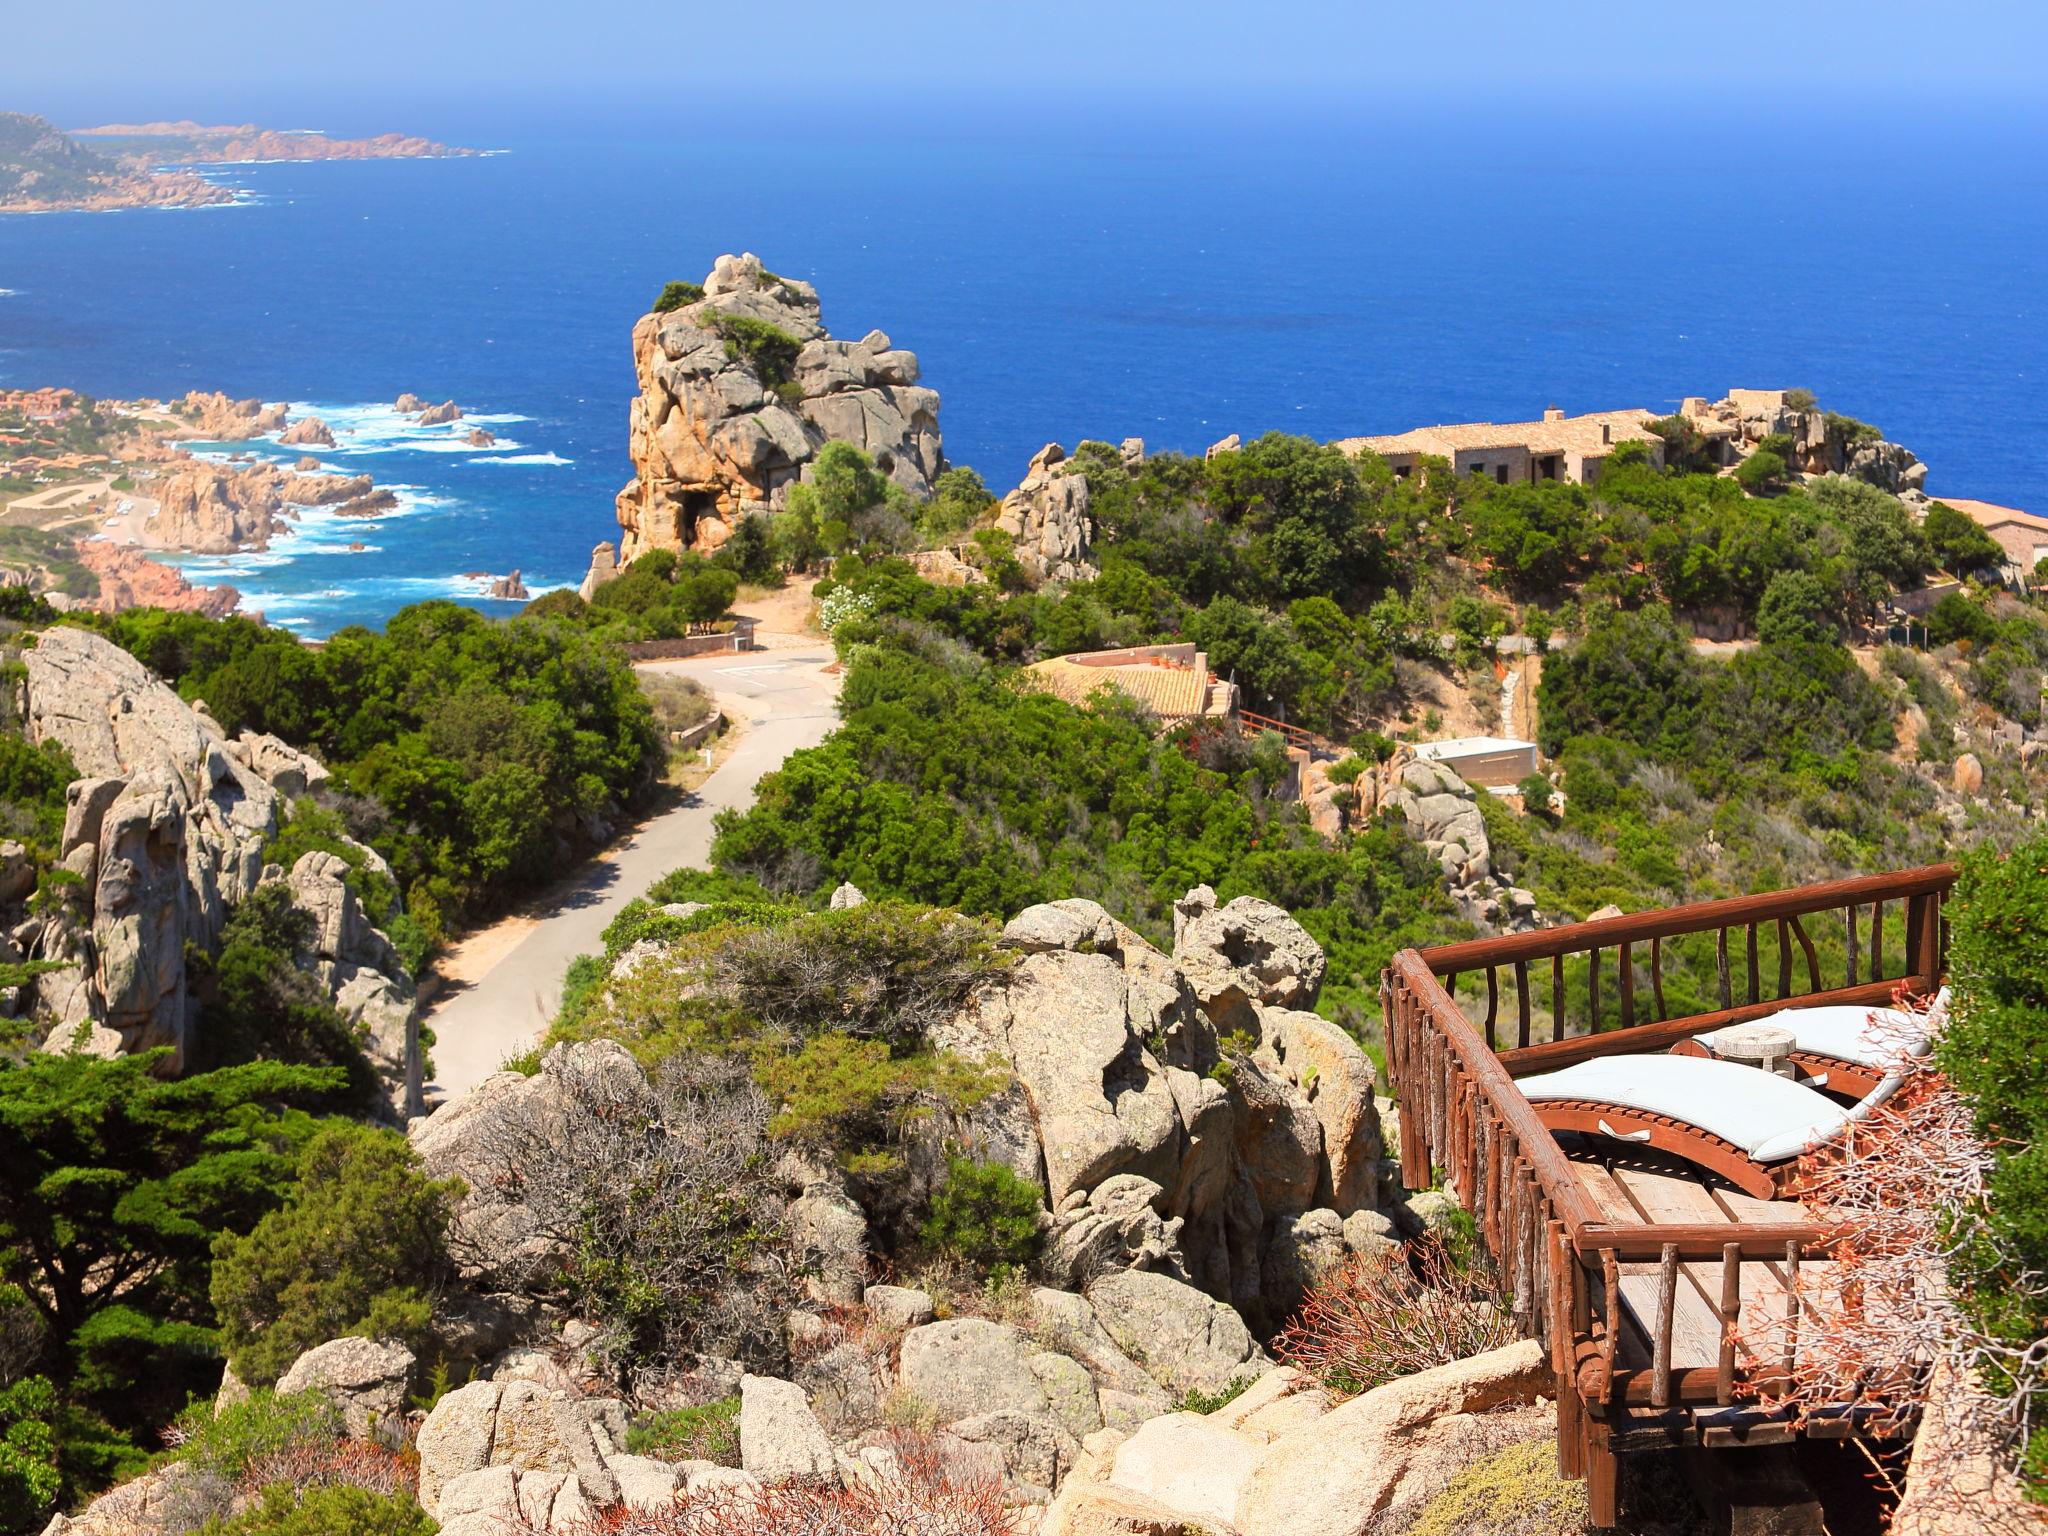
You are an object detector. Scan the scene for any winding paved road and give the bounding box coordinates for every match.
[422,648,840,1103]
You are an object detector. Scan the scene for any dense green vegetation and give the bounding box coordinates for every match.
[209,1124,461,1388]
[1940,835,2048,1492]
[76,602,662,936]
[0,1054,351,1498]
[706,622,1453,1035]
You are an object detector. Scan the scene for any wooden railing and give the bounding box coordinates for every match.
[1412,864,1953,1066]
[1235,707,1333,753]
[1382,866,1957,1519]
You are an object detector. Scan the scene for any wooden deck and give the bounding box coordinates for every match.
[1565,1142,1817,1380]
[1382,865,1955,1523]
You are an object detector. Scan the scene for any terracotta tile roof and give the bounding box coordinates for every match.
[1938,497,2048,534]
[1336,408,1661,459]
[1023,648,1222,720]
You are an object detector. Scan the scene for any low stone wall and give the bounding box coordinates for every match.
[622,619,757,661]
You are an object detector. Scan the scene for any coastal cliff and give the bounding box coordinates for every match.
[0,111,231,212]
[608,252,944,562]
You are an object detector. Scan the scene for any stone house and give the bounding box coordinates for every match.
[1338,405,1667,485]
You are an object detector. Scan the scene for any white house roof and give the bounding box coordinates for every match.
[1413,736,1537,759]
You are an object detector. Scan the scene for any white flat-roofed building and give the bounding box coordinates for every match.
[1412,735,1540,788]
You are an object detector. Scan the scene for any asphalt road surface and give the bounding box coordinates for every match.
[421,648,840,1103]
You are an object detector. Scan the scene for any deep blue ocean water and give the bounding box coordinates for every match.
[1,95,2043,635]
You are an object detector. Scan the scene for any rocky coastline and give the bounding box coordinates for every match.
[70,121,478,165]
[1,111,475,213]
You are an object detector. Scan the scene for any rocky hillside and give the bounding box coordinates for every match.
[14,626,421,1117]
[606,253,945,567]
[0,111,231,212]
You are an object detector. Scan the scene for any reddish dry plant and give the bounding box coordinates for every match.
[548,1433,1016,1536]
[1274,1232,1519,1395]
[1731,987,2048,1532]
[238,1435,417,1499]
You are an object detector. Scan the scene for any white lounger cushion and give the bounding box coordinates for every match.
[1518,1055,1851,1163]
[1694,985,1949,1070]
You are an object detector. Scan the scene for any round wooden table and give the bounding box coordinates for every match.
[1710,1022,1797,1077]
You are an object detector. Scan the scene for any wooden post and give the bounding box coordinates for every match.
[1783,1239,1803,1383]
[1585,1419,1617,1527]
[1717,1241,1741,1406]
[1600,1249,1621,1405]
[1620,940,1636,1029]
[1653,1243,1679,1407]
[1516,958,1532,1049]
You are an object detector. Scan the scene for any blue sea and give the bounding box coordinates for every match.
[1,93,2044,636]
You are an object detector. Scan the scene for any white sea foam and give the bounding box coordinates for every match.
[471,452,571,467]
[263,401,533,459]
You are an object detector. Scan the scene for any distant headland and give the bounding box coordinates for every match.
[0,110,475,212]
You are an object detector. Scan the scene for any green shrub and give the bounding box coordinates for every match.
[1173,1378,1251,1415]
[198,883,380,1103]
[1928,591,1998,649]
[710,314,803,388]
[652,280,705,313]
[209,1125,461,1387]
[919,1156,1044,1271]
[755,1036,1000,1174]
[1924,501,2006,575]
[553,952,608,1038]
[1784,387,1817,412]
[1733,449,1787,494]
[0,1376,61,1533]
[195,1483,435,1536]
[626,1397,740,1465]
[706,904,1008,1049]
[522,587,588,620]
[170,1390,343,1483]
[1756,570,1841,647]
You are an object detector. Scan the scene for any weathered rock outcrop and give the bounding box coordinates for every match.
[995,443,1096,586]
[607,253,944,567]
[1374,756,1545,935]
[275,1336,414,1439]
[417,399,463,426]
[74,542,241,619]
[1045,1343,1554,1536]
[277,415,335,448]
[1685,388,1929,493]
[416,1377,631,1519]
[165,391,287,441]
[141,461,394,553]
[19,627,419,1113]
[938,890,1381,1324]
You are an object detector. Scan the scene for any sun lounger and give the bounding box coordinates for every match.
[1673,986,1949,1099]
[1515,1054,1903,1197]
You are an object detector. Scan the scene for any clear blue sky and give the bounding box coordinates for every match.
[6,0,2046,126]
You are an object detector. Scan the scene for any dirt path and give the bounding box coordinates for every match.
[420,644,840,1103]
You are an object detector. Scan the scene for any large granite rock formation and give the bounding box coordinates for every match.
[17,627,420,1115]
[605,253,945,571]
[936,888,1382,1326]
[994,443,1096,586]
